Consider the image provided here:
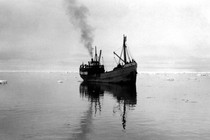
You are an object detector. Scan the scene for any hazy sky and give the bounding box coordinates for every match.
[1,0,210,72]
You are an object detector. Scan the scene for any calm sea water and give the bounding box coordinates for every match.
[0,72,210,140]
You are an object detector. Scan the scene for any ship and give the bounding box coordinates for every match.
[79,35,137,84]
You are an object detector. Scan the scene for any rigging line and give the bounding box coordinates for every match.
[126,46,132,62]
[127,45,134,60]
[118,48,123,64]
[127,50,131,62]
[124,43,130,63]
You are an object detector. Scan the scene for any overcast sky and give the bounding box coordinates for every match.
[0,0,210,72]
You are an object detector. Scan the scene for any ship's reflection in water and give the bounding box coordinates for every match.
[79,82,137,129]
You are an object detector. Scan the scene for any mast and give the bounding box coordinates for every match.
[123,35,127,63]
[98,50,102,64]
[95,46,97,61]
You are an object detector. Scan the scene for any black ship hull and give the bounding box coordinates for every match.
[80,61,137,84]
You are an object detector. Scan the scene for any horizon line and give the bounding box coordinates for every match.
[0,70,210,73]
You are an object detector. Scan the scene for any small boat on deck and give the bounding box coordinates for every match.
[79,35,137,84]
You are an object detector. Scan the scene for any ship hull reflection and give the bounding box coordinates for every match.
[79,82,137,129]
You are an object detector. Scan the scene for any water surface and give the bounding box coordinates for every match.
[0,72,210,140]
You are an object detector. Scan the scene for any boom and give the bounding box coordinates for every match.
[113,52,125,63]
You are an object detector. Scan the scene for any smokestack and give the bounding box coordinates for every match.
[64,0,94,57]
[95,46,97,61]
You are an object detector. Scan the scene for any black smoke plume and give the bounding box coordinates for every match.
[65,0,93,57]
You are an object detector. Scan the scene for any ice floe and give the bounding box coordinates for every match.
[57,80,63,83]
[0,80,7,85]
[167,78,174,81]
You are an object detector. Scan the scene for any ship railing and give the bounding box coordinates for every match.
[80,64,104,69]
